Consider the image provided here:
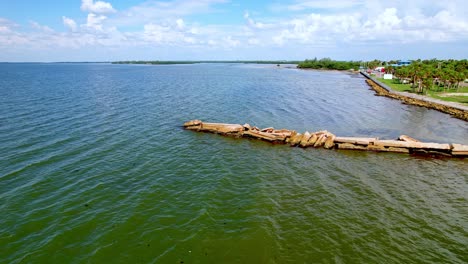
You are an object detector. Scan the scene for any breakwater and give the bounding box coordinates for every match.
[184,120,468,157]
[361,72,468,121]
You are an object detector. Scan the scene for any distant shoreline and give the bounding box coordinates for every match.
[111,60,302,65]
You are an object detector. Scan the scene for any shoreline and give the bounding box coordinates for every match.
[297,67,360,74]
[360,72,468,122]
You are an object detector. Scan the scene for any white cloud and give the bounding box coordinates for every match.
[143,22,195,44]
[223,36,240,48]
[0,18,14,33]
[62,16,78,32]
[247,38,260,45]
[285,0,365,11]
[0,26,10,33]
[30,21,54,33]
[113,0,227,26]
[1,0,468,60]
[0,19,28,47]
[255,4,468,47]
[244,12,270,29]
[176,19,185,30]
[84,13,107,32]
[81,0,116,14]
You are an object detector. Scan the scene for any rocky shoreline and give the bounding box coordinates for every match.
[362,75,468,122]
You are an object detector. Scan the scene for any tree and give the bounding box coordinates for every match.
[368,59,381,69]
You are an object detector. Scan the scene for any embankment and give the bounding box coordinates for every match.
[360,72,468,121]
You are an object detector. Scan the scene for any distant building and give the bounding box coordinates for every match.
[397,60,411,66]
[390,60,412,67]
[375,66,385,72]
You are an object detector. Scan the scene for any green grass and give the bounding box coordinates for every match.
[427,91,468,104]
[378,78,412,92]
[377,78,468,105]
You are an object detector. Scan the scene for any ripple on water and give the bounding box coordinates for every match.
[0,63,467,263]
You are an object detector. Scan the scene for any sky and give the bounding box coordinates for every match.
[0,0,467,62]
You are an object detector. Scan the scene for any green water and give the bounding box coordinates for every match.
[0,63,467,263]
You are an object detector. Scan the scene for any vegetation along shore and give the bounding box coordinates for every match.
[112,60,301,65]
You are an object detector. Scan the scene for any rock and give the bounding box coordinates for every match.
[451,144,468,156]
[261,127,274,133]
[199,122,244,135]
[337,143,368,150]
[367,145,409,153]
[324,133,336,149]
[334,137,376,145]
[417,142,451,150]
[308,133,318,145]
[183,119,202,128]
[299,131,312,147]
[398,135,420,142]
[244,130,287,142]
[375,140,451,150]
[286,131,297,144]
[313,133,328,148]
[289,133,303,146]
[274,129,293,134]
[374,140,415,148]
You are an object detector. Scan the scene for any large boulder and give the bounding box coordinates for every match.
[324,133,336,149]
[289,133,303,146]
[299,132,312,147]
[183,119,202,130]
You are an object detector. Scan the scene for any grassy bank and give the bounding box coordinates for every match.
[377,78,468,105]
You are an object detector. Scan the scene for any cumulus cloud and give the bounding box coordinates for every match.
[0,18,29,47]
[223,36,240,48]
[254,4,468,47]
[0,18,15,33]
[81,0,116,14]
[143,23,189,44]
[62,16,78,32]
[176,19,185,30]
[0,25,10,33]
[113,0,227,26]
[30,21,54,33]
[244,12,270,29]
[84,13,107,32]
[141,19,208,45]
[285,0,365,11]
[1,0,468,60]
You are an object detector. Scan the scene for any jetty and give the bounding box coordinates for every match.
[183,120,468,157]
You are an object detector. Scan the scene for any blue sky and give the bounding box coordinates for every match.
[0,0,467,61]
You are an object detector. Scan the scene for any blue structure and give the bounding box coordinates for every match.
[390,60,412,67]
[397,60,411,66]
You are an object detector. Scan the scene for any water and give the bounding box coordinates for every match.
[0,63,467,263]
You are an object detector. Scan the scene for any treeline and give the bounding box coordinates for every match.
[386,59,468,93]
[112,61,196,65]
[112,60,301,65]
[297,58,361,71]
